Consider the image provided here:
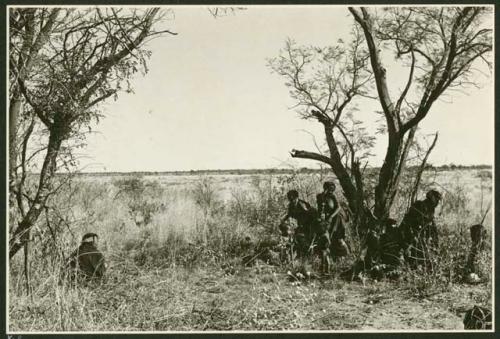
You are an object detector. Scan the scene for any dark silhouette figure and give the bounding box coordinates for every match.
[316,181,349,271]
[379,218,403,267]
[364,228,380,269]
[399,190,441,267]
[66,233,106,282]
[280,190,319,258]
[463,305,492,329]
[469,224,487,253]
[363,217,403,279]
[465,224,487,281]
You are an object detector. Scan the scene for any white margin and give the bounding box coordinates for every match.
[5,3,496,334]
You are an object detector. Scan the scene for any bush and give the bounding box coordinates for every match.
[9,170,492,314]
[113,176,167,227]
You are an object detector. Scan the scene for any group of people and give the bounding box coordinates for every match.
[365,189,443,272]
[279,181,349,272]
[279,181,487,279]
[64,182,487,284]
[58,182,489,331]
[280,181,448,270]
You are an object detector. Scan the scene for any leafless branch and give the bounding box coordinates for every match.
[290,149,334,166]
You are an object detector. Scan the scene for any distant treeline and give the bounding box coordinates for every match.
[70,164,492,177]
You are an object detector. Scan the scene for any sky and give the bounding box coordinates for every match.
[80,6,494,172]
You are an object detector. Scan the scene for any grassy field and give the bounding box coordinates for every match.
[8,168,493,332]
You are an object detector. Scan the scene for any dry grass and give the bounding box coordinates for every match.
[9,261,490,331]
[8,169,493,332]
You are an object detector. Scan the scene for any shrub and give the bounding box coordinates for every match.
[113,176,167,227]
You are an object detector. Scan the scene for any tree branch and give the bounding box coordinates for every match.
[85,89,117,109]
[15,117,36,219]
[16,77,52,127]
[335,123,356,168]
[350,7,397,133]
[290,149,334,166]
[86,8,160,79]
[395,47,415,115]
[410,132,439,204]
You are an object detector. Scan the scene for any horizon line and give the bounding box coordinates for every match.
[47,163,493,176]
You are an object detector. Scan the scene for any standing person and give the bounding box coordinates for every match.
[399,189,442,267]
[281,190,318,258]
[316,181,349,262]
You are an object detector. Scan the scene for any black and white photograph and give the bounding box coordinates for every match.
[6,3,495,333]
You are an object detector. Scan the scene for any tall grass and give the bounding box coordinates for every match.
[8,169,493,331]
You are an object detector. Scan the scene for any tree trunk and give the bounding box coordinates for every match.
[9,8,61,195]
[374,125,419,221]
[24,232,31,296]
[323,124,360,216]
[374,134,404,220]
[9,128,63,259]
[9,90,22,193]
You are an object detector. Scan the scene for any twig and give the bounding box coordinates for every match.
[242,248,267,266]
[480,201,491,225]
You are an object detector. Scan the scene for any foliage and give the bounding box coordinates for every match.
[192,176,223,217]
[9,7,172,258]
[8,170,492,331]
[268,6,492,227]
[114,176,167,227]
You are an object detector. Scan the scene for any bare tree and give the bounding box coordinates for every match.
[268,28,377,229]
[9,7,175,259]
[269,6,492,230]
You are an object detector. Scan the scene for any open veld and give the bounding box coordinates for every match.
[8,168,493,331]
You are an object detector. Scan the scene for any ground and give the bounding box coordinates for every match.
[10,258,489,332]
